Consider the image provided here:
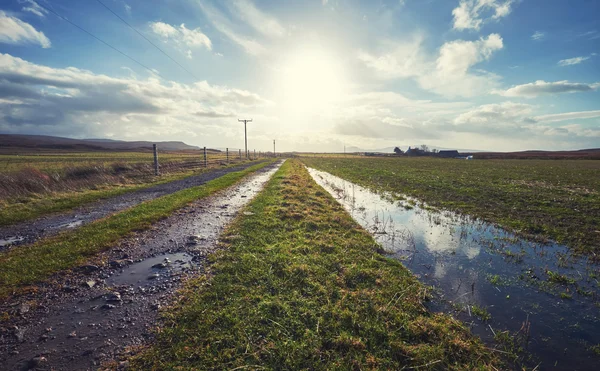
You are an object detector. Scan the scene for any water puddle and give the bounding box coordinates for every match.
[57,220,84,229]
[0,236,24,248]
[308,167,600,370]
[107,253,194,287]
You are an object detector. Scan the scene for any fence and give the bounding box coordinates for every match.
[0,146,279,201]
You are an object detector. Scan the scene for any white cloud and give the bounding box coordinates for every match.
[149,22,212,52]
[496,80,600,98]
[452,0,514,31]
[454,102,533,125]
[0,53,270,139]
[230,0,286,38]
[359,34,504,97]
[0,11,50,48]
[19,0,48,18]
[357,36,427,79]
[558,56,590,66]
[535,110,600,123]
[531,31,545,40]
[197,2,266,56]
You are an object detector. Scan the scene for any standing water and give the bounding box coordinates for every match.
[308,167,600,370]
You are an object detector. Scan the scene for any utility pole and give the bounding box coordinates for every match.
[273,139,276,158]
[238,119,252,159]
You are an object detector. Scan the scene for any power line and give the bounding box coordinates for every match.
[41,4,160,77]
[94,0,200,80]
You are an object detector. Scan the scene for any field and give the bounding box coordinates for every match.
[130,160,498,369]
[301,157,600,256]
[0,149,261,226]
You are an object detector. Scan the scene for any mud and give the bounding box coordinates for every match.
[0,161,268,251]
[0,160,283,371]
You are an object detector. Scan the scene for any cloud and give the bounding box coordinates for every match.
[0,53,270,138]
[149,22,212,52]
[535,110,600,123]
[230,0,286,38]
[359,33,504,97]
[19,0,48,18]
[454,102,533,126]
[531,31,545,41]
[558,56,590,66]
[496,80,600,98]
[333,117,441,140]
[0,11,51,48]
[198,2,266,56]
[452,0,514,31]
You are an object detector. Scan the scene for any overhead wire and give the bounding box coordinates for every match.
[41,4,161,77]
[94,0,200,80]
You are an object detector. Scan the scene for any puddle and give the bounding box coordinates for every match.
[0,236,24,247]
[57,220,84,229]
[107,253,194,287]
[308,167,600,370]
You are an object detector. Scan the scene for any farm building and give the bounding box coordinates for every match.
[438,150,460,158]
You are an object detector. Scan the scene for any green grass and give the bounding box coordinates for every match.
[301,157,600,256]
[0,160,274,299]
[130,160,497,370]
[0,170,194,226]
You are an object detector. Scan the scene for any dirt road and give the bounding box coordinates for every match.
[0,160,283,371]
[0,161,268,251]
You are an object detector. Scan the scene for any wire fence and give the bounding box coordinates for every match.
[0,145,279,201]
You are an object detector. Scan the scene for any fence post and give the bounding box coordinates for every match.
[153,144,159,176]
[239,149,242,160]
[226,148,229,164]
[203,147,207,167]
[254,149,256,160]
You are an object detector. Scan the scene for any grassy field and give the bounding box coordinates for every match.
[0,160,274,300]
[301,157,600,256]
[130,160,497,370]
[0,150,259,226]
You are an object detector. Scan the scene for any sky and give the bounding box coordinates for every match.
[0,0,599,152]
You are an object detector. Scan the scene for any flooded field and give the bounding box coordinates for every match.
[308,167,600,370]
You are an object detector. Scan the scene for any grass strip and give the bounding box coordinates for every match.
[130,159,497,370]
[0,160,274,299]
[301,157,600,256]
[0,161,260,227]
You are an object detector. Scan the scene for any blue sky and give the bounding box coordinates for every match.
[0,0,598,151]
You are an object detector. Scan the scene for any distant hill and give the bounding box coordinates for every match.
[474,148,600,160]
[0,134,201,152]
[345,145,484,153]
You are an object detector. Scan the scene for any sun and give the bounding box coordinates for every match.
[276,47,347,118]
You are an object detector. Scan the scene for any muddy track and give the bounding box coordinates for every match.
[0,161,268,251]
[0,160,283,371]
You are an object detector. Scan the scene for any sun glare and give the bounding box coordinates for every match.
[277,47,347,118]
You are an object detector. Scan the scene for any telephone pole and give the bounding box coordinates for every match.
[273,139,276,157]
[238,119,252,159]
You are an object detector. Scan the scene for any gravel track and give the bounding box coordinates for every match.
[0,160,283,371]
[0,161,267,251]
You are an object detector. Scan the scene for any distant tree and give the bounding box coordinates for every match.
[393,147,403,155]
[432,148,438,153]
[420,144,429,152]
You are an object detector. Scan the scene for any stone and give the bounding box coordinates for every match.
[13,326,25,342]
[101,304,116,310]
[152,263,168,269]
[147,273,160,280]
[68,331,77,338]
[28,356,47,369]
[79,264,100,273]
[84,280,96,288]
[18,302,30,315]
[105,292,122,302]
